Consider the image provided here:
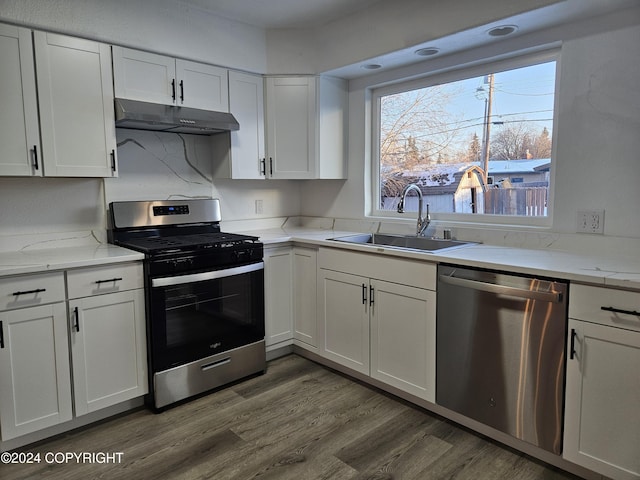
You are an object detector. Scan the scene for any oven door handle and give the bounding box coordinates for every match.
[151,262,264,288]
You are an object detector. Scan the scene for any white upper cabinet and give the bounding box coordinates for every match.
[0,24,41,176]
[264,75,347,180]
[35,31,117,177]
[176,59,228,111]
[212,71,266,179]
[112,48,175,105]
[265,76,317,179]
[0,24,117,178]
[112,47,229,111]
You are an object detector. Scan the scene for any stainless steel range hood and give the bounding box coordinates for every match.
[114,98,239,135]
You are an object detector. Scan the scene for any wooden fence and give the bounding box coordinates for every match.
[483,187,547,216]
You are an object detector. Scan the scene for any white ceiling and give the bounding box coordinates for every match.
[178,0,383,29]
[176,0,639,78]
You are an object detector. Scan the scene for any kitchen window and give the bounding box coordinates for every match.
[372,51,558,226]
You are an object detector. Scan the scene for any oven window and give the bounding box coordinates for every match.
[150,268,265,370]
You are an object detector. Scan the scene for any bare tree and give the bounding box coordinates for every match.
[490,121,552,160]
[530,126,552,158]
[380,87,462,166]
[379,86,461,198]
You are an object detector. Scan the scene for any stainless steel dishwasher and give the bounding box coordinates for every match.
[436,264,568,454]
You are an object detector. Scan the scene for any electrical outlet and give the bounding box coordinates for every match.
[576,210,604,234]
[255,199,263,215]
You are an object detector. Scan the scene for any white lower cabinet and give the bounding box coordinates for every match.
[317,248,436,400]
[265,245,318,353]
[318,269,370,374]
[0,302,72,441]
[370,280,435,401]
[293,247,317,349]
[564,284,640,480]
[0,262,146,443]
[69,289,147,416]
[264,247,293,349]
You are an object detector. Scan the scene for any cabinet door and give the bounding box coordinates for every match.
[293,247,317,348]
[0,303,72,441]
[218,70,265,179]
[0,24,41,176]
[370,280,436,401]
[264,248,293,348]
[564,319,640,480]
[112,46,176,105]
[318,269,369,374]
[34,32,117,177]
[265,76,317,179]
[317,76,347,179]
[69,289,147,416]
[176,59,228,111]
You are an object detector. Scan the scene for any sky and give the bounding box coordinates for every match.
[440,61,556,153]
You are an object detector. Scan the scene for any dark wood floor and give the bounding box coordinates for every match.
[2,354,582,480]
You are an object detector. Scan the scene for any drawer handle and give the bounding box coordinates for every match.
[95,277,123,285]
[201,357,231,371]
[12,288,46,296]
[601,306,640,317]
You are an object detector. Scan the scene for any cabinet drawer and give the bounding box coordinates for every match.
[0,272,65,311]
[569,284,640,332]
[67,263,143,299]
[319,248,436,290]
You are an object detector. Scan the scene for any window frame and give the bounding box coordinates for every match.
[370,49,560,229]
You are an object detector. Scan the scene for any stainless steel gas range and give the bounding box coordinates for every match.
[108,199,265,410]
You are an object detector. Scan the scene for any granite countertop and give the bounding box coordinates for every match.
[250,226,640,291]
[0,244,144,277]
[1,226,639,291]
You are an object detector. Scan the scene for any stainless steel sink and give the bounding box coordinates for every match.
[330,233,476,253]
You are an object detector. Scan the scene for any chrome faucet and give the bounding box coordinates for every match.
[397,183,430,236]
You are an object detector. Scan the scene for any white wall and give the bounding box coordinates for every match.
[301,9,640,241]
[0,0,267,72]
[0,177,105,237]
[1,0,639,244]
[553,24,640,238]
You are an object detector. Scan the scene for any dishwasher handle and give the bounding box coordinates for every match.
[439,274,563,303]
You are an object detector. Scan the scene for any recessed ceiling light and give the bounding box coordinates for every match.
[487,25,518,37]
[415,47,440,57]
[361,63,382,70]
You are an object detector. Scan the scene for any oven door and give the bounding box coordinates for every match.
[149,261,264,372]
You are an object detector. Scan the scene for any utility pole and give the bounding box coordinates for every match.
[482,73,494,184]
